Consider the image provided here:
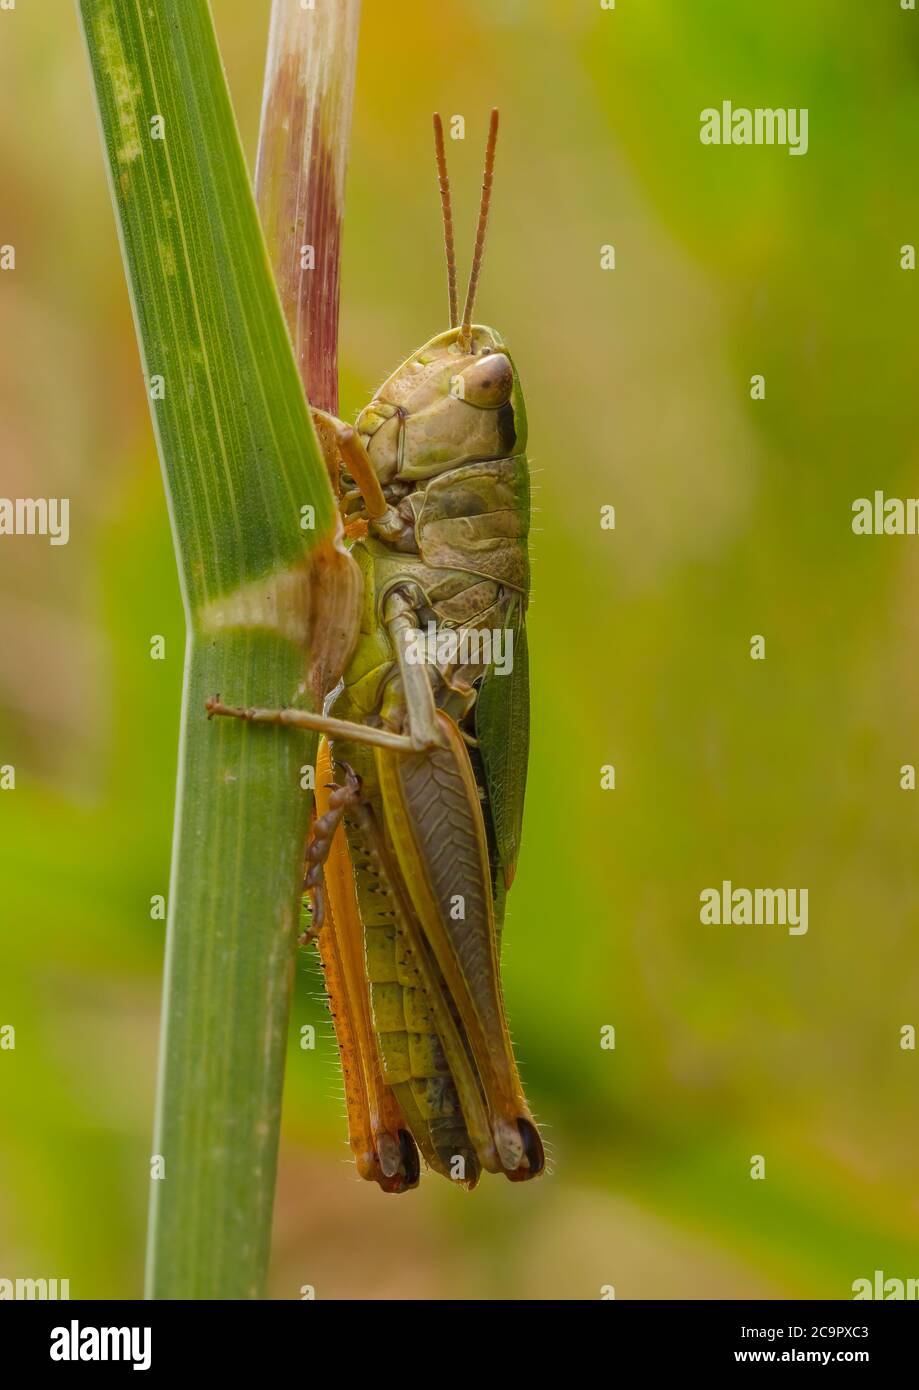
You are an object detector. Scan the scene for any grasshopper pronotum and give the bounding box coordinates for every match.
[207,111,542,1191]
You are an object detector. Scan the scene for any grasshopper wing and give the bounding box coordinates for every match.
[475,594,529,896]
[376,713,543,1180]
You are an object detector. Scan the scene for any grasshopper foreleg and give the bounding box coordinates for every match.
[313,409,415,549]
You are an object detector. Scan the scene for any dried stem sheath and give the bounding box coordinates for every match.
[256,0,361,415]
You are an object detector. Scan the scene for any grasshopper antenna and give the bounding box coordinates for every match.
[433,113,458,329]
[458,108,499,352]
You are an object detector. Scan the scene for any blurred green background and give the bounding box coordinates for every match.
[2,0,919,1299]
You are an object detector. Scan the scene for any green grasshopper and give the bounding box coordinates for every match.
[207,110,542,1192]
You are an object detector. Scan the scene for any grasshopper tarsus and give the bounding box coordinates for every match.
[397,1130,422,1190]
[505,1118,545,1182]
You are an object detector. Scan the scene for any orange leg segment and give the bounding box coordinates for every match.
[312,739,419,1193]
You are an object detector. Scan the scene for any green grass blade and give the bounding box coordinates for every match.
[79,0,336,600]
[76,0,340,1298]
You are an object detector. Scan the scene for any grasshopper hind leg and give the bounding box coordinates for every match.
[312,743,421,1194]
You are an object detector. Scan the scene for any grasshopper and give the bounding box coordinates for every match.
[207,111,542,1192]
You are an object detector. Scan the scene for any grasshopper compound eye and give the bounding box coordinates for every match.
[450,351,513,408]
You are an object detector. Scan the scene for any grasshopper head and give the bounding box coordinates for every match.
[356,112,526,483]
[356,325,526,482]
